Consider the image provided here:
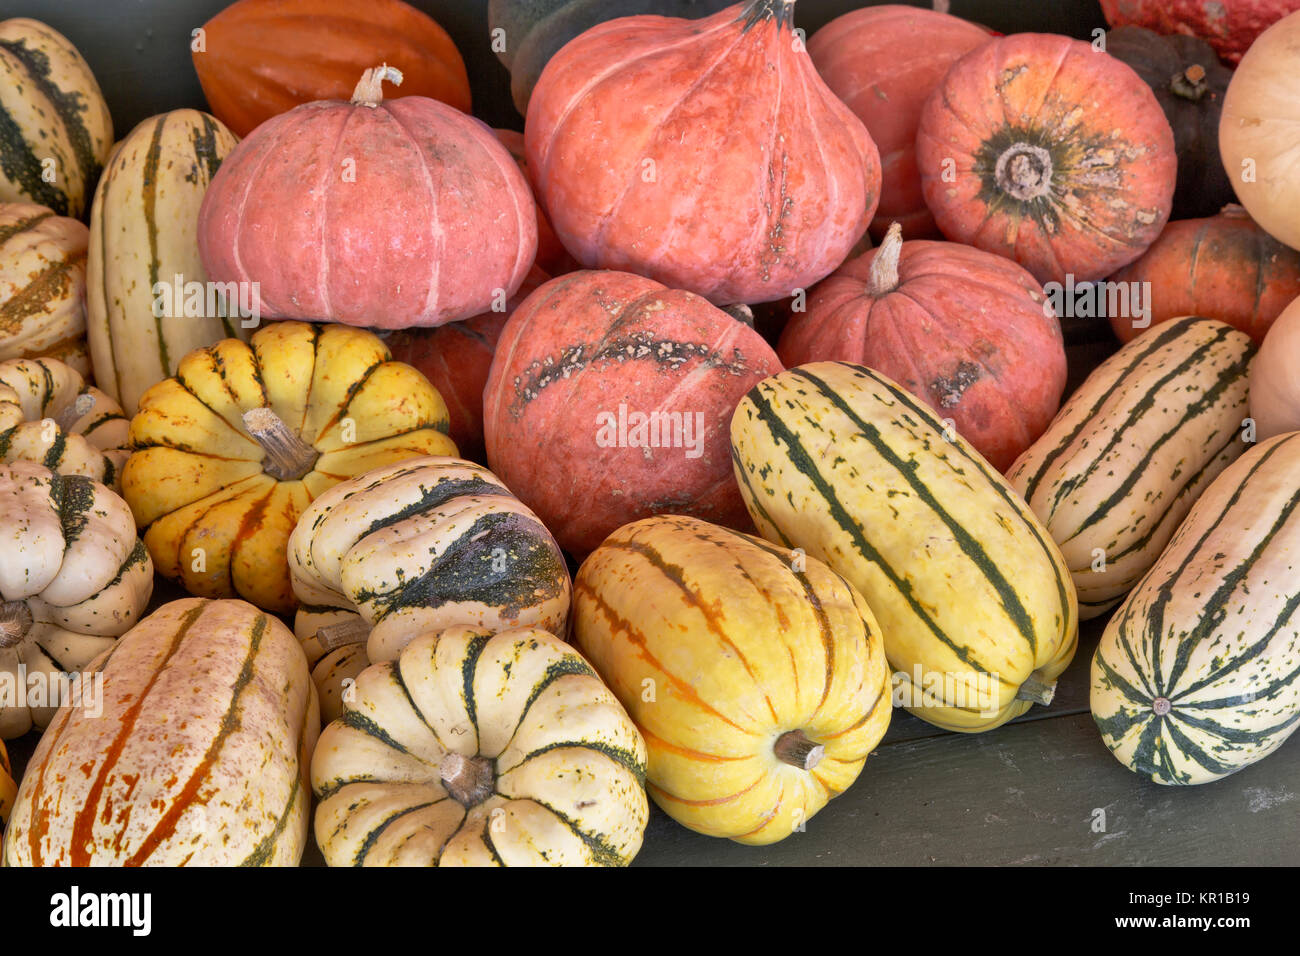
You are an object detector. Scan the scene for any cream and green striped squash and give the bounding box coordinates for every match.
[1091,431,1300,786]
[730,361,1078,733]
[1008,316,1255,620]
[86,108,244,414]
[0,202,90,375]
[0,19,112,218]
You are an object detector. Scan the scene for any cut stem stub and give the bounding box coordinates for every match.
[0,600,33,649]
[242,407,319,481]
[1016,674,1057,706]
[440,752,495,808]
[774,730,825,771]
[995,142,1054,202]
[868,222,904,295]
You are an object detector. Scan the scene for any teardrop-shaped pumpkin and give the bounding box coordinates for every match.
[778,224,1067,471]
[525,0,881,305]
[198,66,537,329]
[916,33,1176,285]
[808,4,990,241]
[192,0,471,138]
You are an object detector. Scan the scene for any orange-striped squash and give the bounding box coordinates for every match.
[572,514,892,845]
[2,598,319,866]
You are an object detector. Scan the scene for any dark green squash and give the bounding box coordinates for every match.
[489,0,732,115]
[1105,26,1235,219]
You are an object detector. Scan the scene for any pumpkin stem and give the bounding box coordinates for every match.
[440,752,496,808]
[54,392,95,431]
[1221,203,1249,219]
[774,730,824,770]
[741,0,796,31]
[1170,64,1208,101]
[351,63,404,108]
[721,303,755,327]
[242,407,319,482]
[994,142,1053,202]
[0,601,33,649]
[868,222,904,296]
[316,618,370,651]
[1015,674,1057,707]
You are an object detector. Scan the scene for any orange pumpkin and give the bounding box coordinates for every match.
[493,130,577,277]
[916,33,1176,285]
[1108,205,1300,345]
[808,4,990,241]
[192,0,471,137]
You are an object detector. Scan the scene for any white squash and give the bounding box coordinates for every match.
[1250,294,1300,440]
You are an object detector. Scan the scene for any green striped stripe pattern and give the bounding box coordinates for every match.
[311,625,649,867]
[1091,432,1300,785]
[1009,316,1255,619]
[730,361,1078,732]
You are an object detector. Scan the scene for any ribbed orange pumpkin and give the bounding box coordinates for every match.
[808,4,989,241]
[916,33,1176,285]
[525,0,881,305]
[1108,205,1300,345]
[384,265,549,463]
[192,0,471,138]
[778,225,1066,471]
[483,270,782,557]
[197,67,537,329]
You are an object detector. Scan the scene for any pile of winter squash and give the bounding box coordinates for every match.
[0,0,1298,866]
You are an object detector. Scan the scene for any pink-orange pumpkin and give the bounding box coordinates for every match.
[198,66,537,329]
[778,225,1066,471]
[493,129,577,277]
[808,5,990,242]
[524,0,881,305]
[384,264,549,463]
[916,33,1177,286]
[483,270,782,557]
[1099,0,1300,65]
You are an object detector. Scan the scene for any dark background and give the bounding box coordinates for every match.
[10,0,1108,136]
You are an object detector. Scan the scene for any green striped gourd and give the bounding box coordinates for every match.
[1092,432,1300,785]
[311,624,648,866]
[1008,317,1255,619]
[0,202,90,375]
[730,361,1078,732]
[0,19,112,218]
[3,598,319,864]
[0,356,129,488]
[86,109,244,414]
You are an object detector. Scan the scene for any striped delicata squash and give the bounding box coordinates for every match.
[573,514,892,844]
[0,19,112,217]
[1092,432,1300,785]
[731,362,1078,733]
[1009,316,1255,618]
[0,459,152,739]
[3,598,319,865]
[0,202,91,375]
[0,356,130,488]
[121,321,458,614]
[312,624,648,866]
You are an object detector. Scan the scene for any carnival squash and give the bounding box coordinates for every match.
[1250,295,1300,440]
[193,0,471,138]
[3,598,319,864]
[808,4,990,240]
[1099,0,1300,65]
[777,223,1067,471]
[1104,27,1234,220]
[86,109,246,415]
[0,202,90,375]
[198,66,536,329]
[1108,205,1300,344]
[293,605,370,726]
[1219,10,1300,252]
[289,455,570,667]
[916,32,1176,285]
[0,18,112,217]
[121,321,457,614]
[312,624,648,866]
[1009,317,1255,618]
[0,357,129,487]
[483,270,782,557]
[0,460,152,739]
[525,0,880,305]
[1092,432,1300,785]
[731,362,1078,732]
[572,514,892,844]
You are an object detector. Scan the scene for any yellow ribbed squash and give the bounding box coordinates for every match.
[730,361,1078,733]
[572,513,892,845]
[121,321,457,613]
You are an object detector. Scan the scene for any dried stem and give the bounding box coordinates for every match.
[774,730,825,770]
[242,407,318,481]
[351,64,403,107]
